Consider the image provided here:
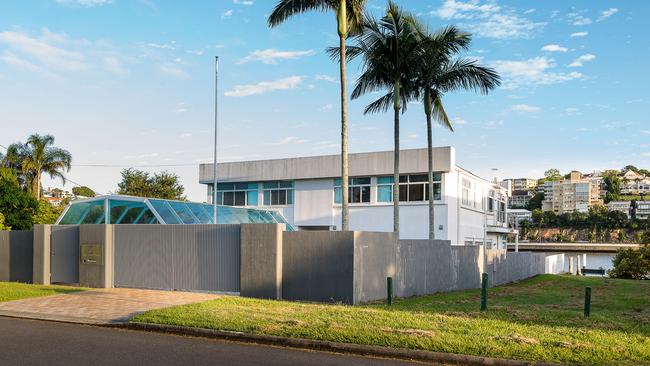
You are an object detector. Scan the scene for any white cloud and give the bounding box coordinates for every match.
[642,130,650,135]
[597,8,618,21]
[432,0,544,39]
[237,48,315,64]
[186,49,204,56]
[314,74,337,83]
[570,31,588,37]
[103,56,127,75]
[568,12,592,26]
[319,103,334,111]
[147,42,176,50]
[138,153,159,158]
[233,0,253,5]
[158,63,188,79]
[224,76,303,97]
[270,136,308,146]
[0,30,87,72]
[511,104,541,113]
[524,8,535,14]
[568,53,595,67]
[641,152,650,157]
[179,133,192,138]
[565,107,578,114]
[492,56,583,89]
[221,9,233,19]
[173,102,187,113]
[453,116,467,125]
[541,44,568,52]
[56,0,113,7]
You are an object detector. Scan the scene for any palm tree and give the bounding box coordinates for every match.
[19,134,72,199]
[346,1,421,234]
[268,0,366,231]
[413,26,500,239]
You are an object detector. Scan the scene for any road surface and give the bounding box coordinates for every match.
[0,317,433,366]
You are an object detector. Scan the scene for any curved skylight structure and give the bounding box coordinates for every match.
[55,195,294,230]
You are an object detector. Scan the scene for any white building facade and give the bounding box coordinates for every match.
[199,147,513,247]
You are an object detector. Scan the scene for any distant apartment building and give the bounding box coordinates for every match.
[607,201,633,218]
[199,147,514,245]
[542,171,603,214]
[634,201,650,220]
[503,178,537,209]
[507,208,532,229]
[620,170,650,195]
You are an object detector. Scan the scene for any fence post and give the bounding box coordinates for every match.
[584,287,591,317]
[480,273,488,311]
[386,277,393,306]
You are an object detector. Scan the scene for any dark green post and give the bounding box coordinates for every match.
[584,287,592,317]
[480,273,488,311]
[387,277,393,306]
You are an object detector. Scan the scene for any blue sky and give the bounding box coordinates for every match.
[1,0,648,201]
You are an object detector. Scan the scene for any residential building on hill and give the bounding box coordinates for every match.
[542,171,602,214]
[505,178,538,191]
[507,208,532,229]
[509,190,535,208]
[199,147,514,246]
[635,200,650,220]
[607,201,633,218]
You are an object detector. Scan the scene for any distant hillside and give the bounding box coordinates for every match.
[519,227,649,244]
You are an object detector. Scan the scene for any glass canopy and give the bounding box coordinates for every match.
[55,195,294,230]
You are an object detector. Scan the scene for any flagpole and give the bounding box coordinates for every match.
[212,56,219,224]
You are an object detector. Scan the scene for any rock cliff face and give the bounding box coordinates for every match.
[519,227,649,244]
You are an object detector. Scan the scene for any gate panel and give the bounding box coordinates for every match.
[114,225,174,290]
[51,226,79,284]
[173,225,240,292]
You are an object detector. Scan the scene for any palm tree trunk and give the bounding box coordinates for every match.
[33,173,41,199]
[426,112,434,240]
[339,34,350,231]
[393,105,400,234]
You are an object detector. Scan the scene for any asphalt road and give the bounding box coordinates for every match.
[0,317,432,366]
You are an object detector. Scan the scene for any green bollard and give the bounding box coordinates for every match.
[480,273,488,311]
[584,287,592,317]
[387,277,393,306]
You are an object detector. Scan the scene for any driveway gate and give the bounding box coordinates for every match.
[113,225,240,292]
[50,225,80,284]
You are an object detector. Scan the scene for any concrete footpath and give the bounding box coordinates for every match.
[0,288,217,324]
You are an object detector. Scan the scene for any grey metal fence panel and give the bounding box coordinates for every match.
[9,231,33,282]
[0,231,9,281]
[51,226,79,284]
[113,225,240,292]
[172,225,240,292]
[114,225,174,290]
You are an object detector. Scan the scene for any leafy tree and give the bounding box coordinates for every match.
[527,192,544,210]
[5,134,72,199]
[116,168,185,200]
[0,212,8,230]
[608,244,650,279]
[72,186,95,197]
[0,168,38,230]
[346,1,421,234]
[603,174,621,203]
[32,200,65,225]
[268,0,366,231]
[410,26,499,239]
[623,165,639,173]
[543,169,562,181]
[638,169,650,177]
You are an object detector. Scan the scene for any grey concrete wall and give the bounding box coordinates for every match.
[33,225,51,285]
[79,224,114,288]
[0,230,33,283]
[491,251,546,286]
[353,231,398,303]
[282,231,355,303]
[240,224,283,299]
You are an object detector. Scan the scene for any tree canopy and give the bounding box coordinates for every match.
[0,168,38,230]
[116,168,185,200]
[72,186,95,197]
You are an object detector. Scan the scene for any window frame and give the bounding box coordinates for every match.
[262,181,294,206]
[334,177,371,204]
[215,182,258,207]
[377,174,442,203]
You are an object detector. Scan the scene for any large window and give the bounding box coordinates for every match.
[334,177,371,203]
[263,181,294,206]
[216,182,258,207]
[377,174,441,203]
[461,178,481,209]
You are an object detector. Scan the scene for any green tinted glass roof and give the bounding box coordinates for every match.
[56,195,294,230]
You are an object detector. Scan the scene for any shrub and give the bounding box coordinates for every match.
[608,245,650,279]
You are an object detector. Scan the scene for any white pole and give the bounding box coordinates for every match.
[515,232,519,252]
[212,56,219,224]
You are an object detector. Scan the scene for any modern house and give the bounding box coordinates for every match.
[541,171,602,214]
[199,147,514,246]
[607,201,633,218]
[635,200,650,220]
[507,208,532,229]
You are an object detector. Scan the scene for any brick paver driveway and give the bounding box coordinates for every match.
[0,288,218,324]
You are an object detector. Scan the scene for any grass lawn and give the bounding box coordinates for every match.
[0,282,85,302]
[133,275,650,365]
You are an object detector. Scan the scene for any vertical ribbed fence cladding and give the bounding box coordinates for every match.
[113,225,240,292]
[0,230,34,283]
[50,225,80,284]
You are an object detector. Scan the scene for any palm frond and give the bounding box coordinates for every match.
[438,58,501,94]
[267,0,332,27]
[431,91,453,132]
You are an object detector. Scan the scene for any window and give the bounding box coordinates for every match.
[216,182,258,207]
[263,181,294,206]
[487,190,495,211]
[377,174,441,203]
[461,178,481,209]
[335,177,371,203]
